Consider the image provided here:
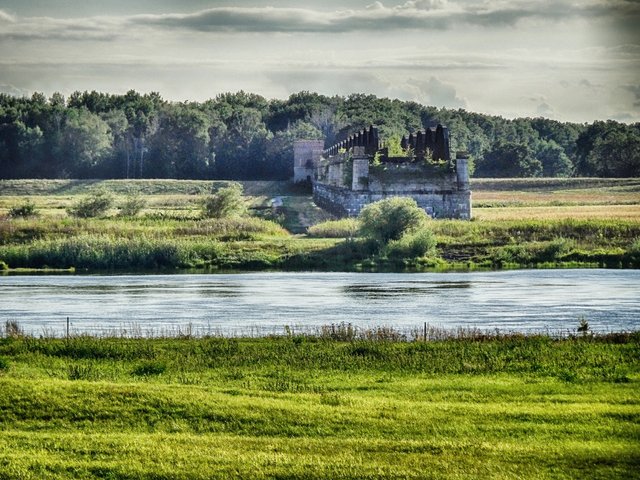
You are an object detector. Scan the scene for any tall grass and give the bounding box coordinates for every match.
[176,217,288,239]
[432,218,640,245]
[0,179,298,196]
[470,177,640,191]
[307,218,360,238]
[1,330,637,379]
[0,235,198,269]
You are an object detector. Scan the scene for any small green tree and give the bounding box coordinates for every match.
[67,189,115,218]
[385,134,412,157]
[118,193,147,217]
[9,200,38,218]
[202,182,247,218]
[358,197,429,244]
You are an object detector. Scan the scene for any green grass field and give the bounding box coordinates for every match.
[0,332,638,479]
[0,178,639,271]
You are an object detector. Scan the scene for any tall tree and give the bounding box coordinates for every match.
[213,107,270,179]
[535,139,574,177]
[147,105,213,178]
[476,141,542,178]
[60,108,112,177]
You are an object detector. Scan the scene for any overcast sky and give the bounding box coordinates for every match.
[1,0,639,123]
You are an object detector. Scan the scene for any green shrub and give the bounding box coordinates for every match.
[492,237,577,266]
[385,228,437,259]
[0,356,9,371]
[202,182,247,218]
[359,197,429,244]
[67,189,115,218]
[118,193,147,217]
[0,260,8,270]
[539,237,575,260]
[626,238,640,266]
[307,218,360,238]
[68,363,101,381]
[8,200,38,218]
[132,361,167,377]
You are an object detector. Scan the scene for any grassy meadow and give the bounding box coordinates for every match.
[0,331,638,479]
[0,178,639,272]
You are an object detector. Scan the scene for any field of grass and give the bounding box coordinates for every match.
[0,331,638,479]
[0,178,639,271]
[470,178,640,217]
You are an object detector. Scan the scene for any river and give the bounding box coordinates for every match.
[1,270,638,337]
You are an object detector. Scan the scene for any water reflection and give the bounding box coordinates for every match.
[343,281,473,298]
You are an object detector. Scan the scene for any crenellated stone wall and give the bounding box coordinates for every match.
[301,125,472,220]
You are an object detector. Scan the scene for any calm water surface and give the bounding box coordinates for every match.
[1,270,639,336]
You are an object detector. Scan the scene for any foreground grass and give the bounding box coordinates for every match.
[0,333,638,479]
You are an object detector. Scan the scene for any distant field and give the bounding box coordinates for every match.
[0,179,295,196]
[470,177,640,191]
[472,178,640,210]
[474,204,640,221]
[2,178,638,221]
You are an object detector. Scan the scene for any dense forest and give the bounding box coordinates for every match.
[1,90,639,180]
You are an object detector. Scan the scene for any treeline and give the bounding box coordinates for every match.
[1,90,639,180]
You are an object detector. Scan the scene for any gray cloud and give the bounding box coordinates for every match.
[406,77,466,108]
[0,10,15,23]
[0,14,121,41]
[2,1,639,39]
[128,5,456,33]
[622,84,640,107]
[610,112,636,122]
[266,69,466,109]
[130,1,640,33]
[536,102,554,116]
[579,79,603,90]
[0,83,29,96]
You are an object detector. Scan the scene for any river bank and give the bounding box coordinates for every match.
[1,216,639,272]
[1,178,639,272]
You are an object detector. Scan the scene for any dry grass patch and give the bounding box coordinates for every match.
[474,204,640,221]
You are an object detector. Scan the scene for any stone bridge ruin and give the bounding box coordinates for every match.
[293,125,471,220]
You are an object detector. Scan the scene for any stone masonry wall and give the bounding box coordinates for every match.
[313,183,471,219]
[293,140,324,183]
[312,150,472,219]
